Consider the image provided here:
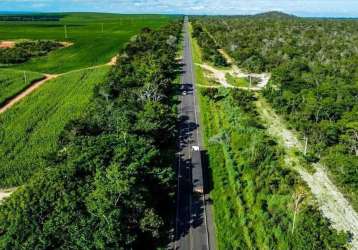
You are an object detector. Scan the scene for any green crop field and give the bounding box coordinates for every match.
[0,66,109,187]
[0,13,176,188]
[0,13,175,73]
[0,68,43,106]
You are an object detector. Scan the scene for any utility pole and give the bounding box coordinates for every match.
[23,71,27,85]
[249,75,252,90]
[304,135,308,155]
[64,24,68,39]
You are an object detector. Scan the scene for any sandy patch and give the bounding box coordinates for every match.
[0,188,17,203]
[107,55,118,66]
[197,63,270,90]
[0,41,16,49]
[59,41,74,48]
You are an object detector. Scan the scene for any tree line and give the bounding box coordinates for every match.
[0,40,63,64]
[0,21,182,249]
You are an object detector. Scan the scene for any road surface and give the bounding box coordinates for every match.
[173,17,216,250]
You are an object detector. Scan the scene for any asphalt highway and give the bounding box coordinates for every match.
[173,17,216,250]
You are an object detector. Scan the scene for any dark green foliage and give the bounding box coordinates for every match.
[194,16,358,210]
[192,23,228,67]
[0,21,182,249]
[0,40,63,64]
[199,88,348,249]
[200,87,219,99]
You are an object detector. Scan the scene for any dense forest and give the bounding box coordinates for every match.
[193,16,358,209]
[0,21,182,249]
[0,40,63,64]
[191,24,227,67]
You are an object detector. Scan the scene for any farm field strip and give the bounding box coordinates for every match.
[0,66,110,187]
[0,55,118,115]
[0,68,44,106]
[0,14,173,191]
[0,74,56,114]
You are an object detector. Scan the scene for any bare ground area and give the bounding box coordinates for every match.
[0,41,16,49]
[256,98,358,249]
[107,55,118,66]
[0,188,17,203]
[59,41,74,48]
[196,63,270,90]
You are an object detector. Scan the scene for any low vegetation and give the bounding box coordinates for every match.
[0,68,43,106]
[225,73,249,87]
[0,21,182,249]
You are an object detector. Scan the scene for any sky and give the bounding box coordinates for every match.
[0,0,358,17]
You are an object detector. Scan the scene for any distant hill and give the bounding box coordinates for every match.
[254,11,297,19]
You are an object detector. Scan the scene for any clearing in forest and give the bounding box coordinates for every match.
[196,62,270,90]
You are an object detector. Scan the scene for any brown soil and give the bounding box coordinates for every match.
[0,41,16,49]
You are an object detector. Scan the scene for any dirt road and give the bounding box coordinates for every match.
[0,55,118,115]
[256,98,358,249]
[0,74,58,114]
